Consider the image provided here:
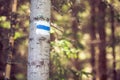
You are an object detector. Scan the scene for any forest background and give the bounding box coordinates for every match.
[0,0,120,80]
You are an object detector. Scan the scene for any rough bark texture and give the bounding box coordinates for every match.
[28,0,50,80]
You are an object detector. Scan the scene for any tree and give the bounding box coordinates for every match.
[97,1,107,80]
[109,4,116,80]
[27,0,51,80]
[89,0,96,80]
[4,0,17,80]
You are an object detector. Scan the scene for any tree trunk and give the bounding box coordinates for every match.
[28,0,51,80]
[4,0,17,80]
[96,1,107,80]
[89,0,96,80]
[110,5,117,80]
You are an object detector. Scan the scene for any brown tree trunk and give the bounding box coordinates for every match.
[110,5,117,80]
[71,1,80,80]
[96,1,107,80]
[89,0,96,80]
[71,2,79,42]
[4,0,17,80]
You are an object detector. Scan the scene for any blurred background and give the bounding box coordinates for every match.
[0,0,120,80]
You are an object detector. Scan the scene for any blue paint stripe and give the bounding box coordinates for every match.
[37,25,50,31]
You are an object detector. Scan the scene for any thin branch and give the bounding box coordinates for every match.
[50,23,64,33]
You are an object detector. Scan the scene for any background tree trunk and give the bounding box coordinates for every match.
[110,5,117,80]
[28,0,51,80]
[96,1,107,80]
[89,0,96,80]
[4,0,17,80]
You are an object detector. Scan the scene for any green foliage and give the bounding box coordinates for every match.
[50,0,93,80]
[14,32,23,40]
[15,73,26,80]
[51,39,80,59]
[0,16,10,29]
[76,70,92,79]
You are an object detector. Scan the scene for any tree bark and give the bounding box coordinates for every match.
[110,5,117,80]
[4,0,17,80]
[28,0,51,80]
[97,1,107,80]
[89,0,96,80]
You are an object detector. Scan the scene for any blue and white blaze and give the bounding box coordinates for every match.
[35,20,50,35]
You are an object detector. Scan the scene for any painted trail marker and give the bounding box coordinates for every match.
[35,20,50,35]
